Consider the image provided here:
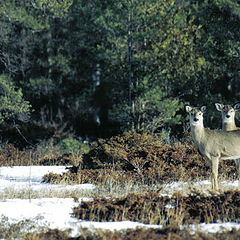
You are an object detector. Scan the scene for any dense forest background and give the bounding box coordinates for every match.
[0,0,239,147]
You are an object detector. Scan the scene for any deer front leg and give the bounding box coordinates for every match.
[235,159,240,188]
[210,157,219,191]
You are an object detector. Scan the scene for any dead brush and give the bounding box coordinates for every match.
[64,131,210,185]
[0,142,83,167]
[42,131,239,189]
[0,144,38,166]
[23,226,240,240]
[42,169,140,186]
[72,191,186,225]
[73,190,240,225]
[78,131,238,183]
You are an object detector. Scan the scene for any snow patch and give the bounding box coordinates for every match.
[0,166,240,237]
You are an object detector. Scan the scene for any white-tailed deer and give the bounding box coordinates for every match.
[215,102,240,187]
[186,105,240,191]
[215,103,240,131]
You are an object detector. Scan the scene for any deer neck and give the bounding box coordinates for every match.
[222,122,237,131]
[190,123,205,145]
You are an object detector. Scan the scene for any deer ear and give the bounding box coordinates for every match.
[201,106,206,113]
[185,105,192,113]
[233,103,240,111]
[215,103,223,111]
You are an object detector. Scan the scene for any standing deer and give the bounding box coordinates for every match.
[215,102,240,187]
[186,105,240,191]
[215,103,240,131]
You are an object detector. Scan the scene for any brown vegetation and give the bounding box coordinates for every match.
[0,144,32,166]
[42,169,139,185]
[0,132,237,185]
[0,132,240,239]
[79,131,237,182]
[0,144,80,166]
[72,190,240,225]
[23,226,240,240]
[43,131,237,185]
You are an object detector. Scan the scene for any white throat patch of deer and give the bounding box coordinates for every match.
[186,105,240,191]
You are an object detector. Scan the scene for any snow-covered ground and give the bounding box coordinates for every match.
[0,166,94,195]
[0,166,239,237]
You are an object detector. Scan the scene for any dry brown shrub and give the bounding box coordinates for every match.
[0,144,33,166]
[39,153,77,166]
[0,144,71,166]
[45,131,238,185]
[118,227,205,240]
[23,226,198,240]
[41,173,64,184]
[72,131,236,184]
[105,227,240,240]
[72,190,240,225]
[73,192,169,224]
[182,190,240,224]
[24,229,71,240]
[23,227,240,240]
[42,169,140,185]
[0,142,84,166]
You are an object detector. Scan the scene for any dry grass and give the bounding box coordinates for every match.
[0,186,94,200]
[0,143,83,166]
[72,190,240,225]
[0,216,47,240]
[22,226,240,240]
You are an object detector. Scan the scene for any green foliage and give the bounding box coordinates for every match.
[0,0,73,30]
[32,0,73,18]
[0,75,31,123]
[0,1,46,30]
[185,0,240,101]
[60,138,90,155]
[142,86,185,131]
[95,0,206,132]
[110,88,185,134]
[0,0,239,143]
[28,77,55,97]
[60,138,83,154]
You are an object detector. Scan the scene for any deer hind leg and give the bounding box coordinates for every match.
[210,157,219,191]
[235,159,240,188]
